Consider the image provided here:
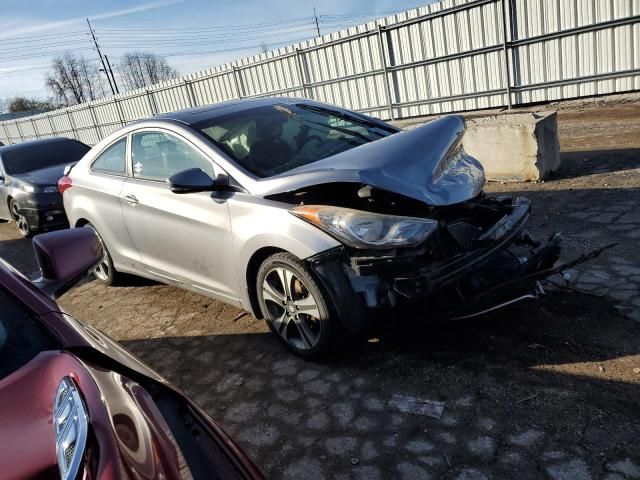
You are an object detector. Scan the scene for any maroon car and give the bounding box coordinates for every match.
[0,228,264,480]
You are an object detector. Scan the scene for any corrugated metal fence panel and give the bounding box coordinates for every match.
[119,92,154,122]
[511,0,640,104]
[1,0,639,145]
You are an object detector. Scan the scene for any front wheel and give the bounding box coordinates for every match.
[9,199,32,237]
[257,252,337,360]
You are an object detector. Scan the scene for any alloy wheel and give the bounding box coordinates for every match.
[93,256,111,282]
[262,267,322,351]
[10,201,29,236]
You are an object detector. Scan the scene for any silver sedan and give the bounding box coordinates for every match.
[62,97,563,359]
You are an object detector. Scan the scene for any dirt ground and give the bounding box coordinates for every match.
[1,92,639,480]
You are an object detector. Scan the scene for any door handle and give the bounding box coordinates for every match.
[123,194,139,205]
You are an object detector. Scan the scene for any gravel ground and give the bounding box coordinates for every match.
[1,93,639,480]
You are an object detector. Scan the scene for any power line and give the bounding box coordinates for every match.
[0,30,88,44]
[0,39,92,55]
[99,29,317,49]
[0,48,96,62]
[95,17,314,32]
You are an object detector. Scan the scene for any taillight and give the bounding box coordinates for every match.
[58,176,72,194]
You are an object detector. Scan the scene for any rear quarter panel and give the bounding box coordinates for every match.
[65,167,141,273]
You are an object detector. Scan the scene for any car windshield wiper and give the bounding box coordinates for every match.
[296,104,396,134]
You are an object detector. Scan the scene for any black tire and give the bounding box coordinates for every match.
[85,223,123,286]
[257,252,337,360]
[9,198,33,238]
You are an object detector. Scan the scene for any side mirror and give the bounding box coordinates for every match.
[168,168,243,194]
[32,228,103,299]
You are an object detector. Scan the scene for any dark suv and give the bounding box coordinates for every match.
[0,138,90,237]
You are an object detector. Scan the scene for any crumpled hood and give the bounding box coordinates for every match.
[255,115,485,206]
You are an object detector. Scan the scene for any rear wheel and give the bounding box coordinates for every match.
[9,199,32,237]
[257,252,337,360]
[85,223,123,286]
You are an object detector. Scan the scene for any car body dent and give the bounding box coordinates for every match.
[253,115,486,206]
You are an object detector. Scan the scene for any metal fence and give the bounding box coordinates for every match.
[1,0,639,146]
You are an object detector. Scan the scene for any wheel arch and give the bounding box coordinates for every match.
[245,246,286,319]
[74,218,90,228]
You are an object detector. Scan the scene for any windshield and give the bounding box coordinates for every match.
[193,103,397,178]
[0,287,58,381]
[2,140,90,175]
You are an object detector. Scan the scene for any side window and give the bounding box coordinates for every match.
[131,131,215,182]
[91,139,127,175]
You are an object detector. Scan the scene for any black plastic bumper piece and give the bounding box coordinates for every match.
[308,247,369,335]
[22,207,69,231]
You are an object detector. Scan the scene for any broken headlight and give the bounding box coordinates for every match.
[291,205,437,249]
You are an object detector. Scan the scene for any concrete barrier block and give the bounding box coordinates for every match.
[461,111,560,182]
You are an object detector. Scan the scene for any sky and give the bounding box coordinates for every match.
[0,0,435,104]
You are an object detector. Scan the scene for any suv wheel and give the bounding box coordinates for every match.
[257,252,337,360]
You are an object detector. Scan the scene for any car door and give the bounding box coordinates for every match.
[120,129,239,302]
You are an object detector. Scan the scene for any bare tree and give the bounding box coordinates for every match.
[117,52,178,91]
[45,53,105,106]
[7,97,53,113]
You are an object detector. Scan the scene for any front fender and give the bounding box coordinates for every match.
[228,195,340,310]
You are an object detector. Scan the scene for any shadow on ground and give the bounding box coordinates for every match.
[120,289,639,478]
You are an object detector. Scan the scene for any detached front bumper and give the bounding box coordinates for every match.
[309,196,565,331]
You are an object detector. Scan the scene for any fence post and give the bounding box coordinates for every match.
[87,104,102,141]
[113,98,126,126]
[295,48,311,99]
[184,79,197,107]
[14,120,24,142]
[232,66,245,98]
[1,123,10,144]
[67,111,78,140]
[376,25,395,120]
[30,117,40,139]
[145,90,158,115]
[500,0,513,109]
[46,113,56,137]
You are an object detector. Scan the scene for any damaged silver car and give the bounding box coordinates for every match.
[61,98,587,359]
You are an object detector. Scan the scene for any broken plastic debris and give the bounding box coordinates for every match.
[388,394,445,419]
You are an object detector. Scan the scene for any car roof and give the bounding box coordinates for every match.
[153,96,305,126]
[0,137,80,154]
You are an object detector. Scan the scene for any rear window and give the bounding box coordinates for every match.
[2,140,90,175]
[0,287,59,381]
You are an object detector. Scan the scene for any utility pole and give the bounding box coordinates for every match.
[87,18,115,95]
[104,55,119,94]
[313,7,321,36]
